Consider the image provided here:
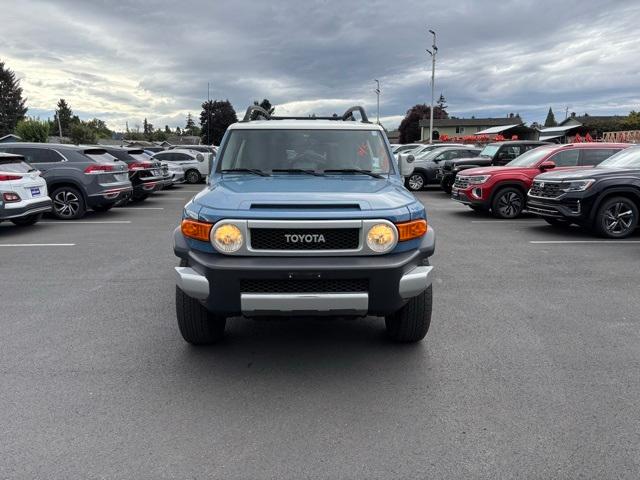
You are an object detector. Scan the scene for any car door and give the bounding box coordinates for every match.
[547,148,581,172]
[579,148,622,167]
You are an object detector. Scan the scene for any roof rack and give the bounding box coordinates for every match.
[241,105,370,123]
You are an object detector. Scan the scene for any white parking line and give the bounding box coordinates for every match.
[124,207,165,210]
[39,221,132,224]
[530,240,640,244]
[0,243,75,247]
[471,219,541,223]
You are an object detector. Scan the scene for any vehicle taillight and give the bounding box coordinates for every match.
[84,164,114,174]
[128,162,152,171]
[0,174,21,181]
[2,192,21,202]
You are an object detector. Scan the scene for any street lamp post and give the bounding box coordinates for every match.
[426,29,437,144]
[374,79,380,125]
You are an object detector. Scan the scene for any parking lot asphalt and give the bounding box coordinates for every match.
[2,185,639,479]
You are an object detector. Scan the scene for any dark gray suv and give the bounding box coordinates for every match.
[0,143,132,219]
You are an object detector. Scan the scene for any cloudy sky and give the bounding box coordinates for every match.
[2,0,639,132]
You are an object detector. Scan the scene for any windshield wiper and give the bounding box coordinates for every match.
[272,168,323,176]
[323,168,384,179]
[221,168,270,177]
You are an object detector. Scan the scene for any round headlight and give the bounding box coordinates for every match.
[212,223,243,253]
[366,223,396,253]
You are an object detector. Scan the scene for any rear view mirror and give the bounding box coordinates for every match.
[399,154,415,177]
[540,160,556,170]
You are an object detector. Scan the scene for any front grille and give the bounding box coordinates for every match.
[530,181,562,198]
[240,278,368,293]
[454,176,470,189]
[250,228,359,250]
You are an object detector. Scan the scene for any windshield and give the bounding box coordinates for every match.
[218,129,393,174]
[479,144,500,157]
[598,147,640,169]
[506,146,555,167]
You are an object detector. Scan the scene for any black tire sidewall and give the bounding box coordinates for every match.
[51,186,86,220]
[491,187,524,219]
[595,196,639,238]
[186,170,201,184]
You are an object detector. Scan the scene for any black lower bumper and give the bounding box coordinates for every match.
[174,227,435,317]
[0,199,52,220]
[526,196,587,221]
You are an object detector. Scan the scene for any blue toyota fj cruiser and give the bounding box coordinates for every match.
[173,106,435,344]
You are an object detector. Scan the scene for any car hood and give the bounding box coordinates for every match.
[447,156,491,167]
[536,167,639,181]
[192,175,414,211]
[458,166,525,176]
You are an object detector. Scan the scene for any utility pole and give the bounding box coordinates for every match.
[374,79,380,125]
[207,82,211,146]
[57,110,63,142]
[426,29,437,144]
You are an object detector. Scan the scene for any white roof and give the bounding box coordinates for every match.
[229,120,385,131]
[539,125,579,133]
[475,124,521,135]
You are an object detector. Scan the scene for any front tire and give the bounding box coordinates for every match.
[593,196,638,239]
[406,172,426,191]
[185,169,201,184]
[176,286,227,345]
[385,285,432,343]
[11,213,43,226]
[491,187,524,219]
[440,177,453,194]
[51,186,86,220]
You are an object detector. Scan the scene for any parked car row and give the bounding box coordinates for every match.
[395,140,639,238]
[0,142,201,226]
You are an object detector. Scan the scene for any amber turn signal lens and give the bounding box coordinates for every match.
[396,219,427,241]
[181,219,213,242]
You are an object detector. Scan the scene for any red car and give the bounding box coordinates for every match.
[451,143,630,218]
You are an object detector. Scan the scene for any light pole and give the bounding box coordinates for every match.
[374,79,380,124]
[426,29,437,144]
[207,82,211,145]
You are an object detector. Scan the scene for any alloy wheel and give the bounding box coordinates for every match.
[407,173,424,191]
[603,201,635,236]
[497,191,523,218]
[186,170,200,184]
[53,190,80,218]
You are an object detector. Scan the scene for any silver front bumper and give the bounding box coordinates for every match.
[174,265,433,314]
[241,293,368,316]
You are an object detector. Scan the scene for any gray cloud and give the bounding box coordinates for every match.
[2,0,639,131]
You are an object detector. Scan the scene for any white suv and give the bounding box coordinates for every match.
[0,153,52,226]
[152,149,210,184]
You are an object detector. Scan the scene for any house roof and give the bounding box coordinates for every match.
[559,115,627,127]
[475,124,524,135]
[0,134,22,143]
[419,116,523,128]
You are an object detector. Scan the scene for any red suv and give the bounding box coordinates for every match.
[451,143,630,218]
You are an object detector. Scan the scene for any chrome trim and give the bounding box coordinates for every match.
[175,267,209,300]
[399,266,433,299]
[241,293,368,315]
[209,218,399,256]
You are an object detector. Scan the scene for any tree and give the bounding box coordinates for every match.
[544,107,557,127]
[15,118,49,142]
[436,94,447,111]
[69,123,97,144]
[0,61,28,136]
[152,128,168,142]
[175,126,182,136]
[398,103,448,143]
[251,98,275,119]
[622,111,640,130]
[185,113,195,133]
[53,99,74,137]
[200,99,237,145]
[86,118,112,138]
[164,125,171,134]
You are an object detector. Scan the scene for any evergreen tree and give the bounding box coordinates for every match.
[200,99,238,145]
[175,126,182,136]
[185,113,196,135]
[164,125,171,134]
[53,99,74,137]
[0,61,28,136]
[544,107,557,127]
[436,94,447,111]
